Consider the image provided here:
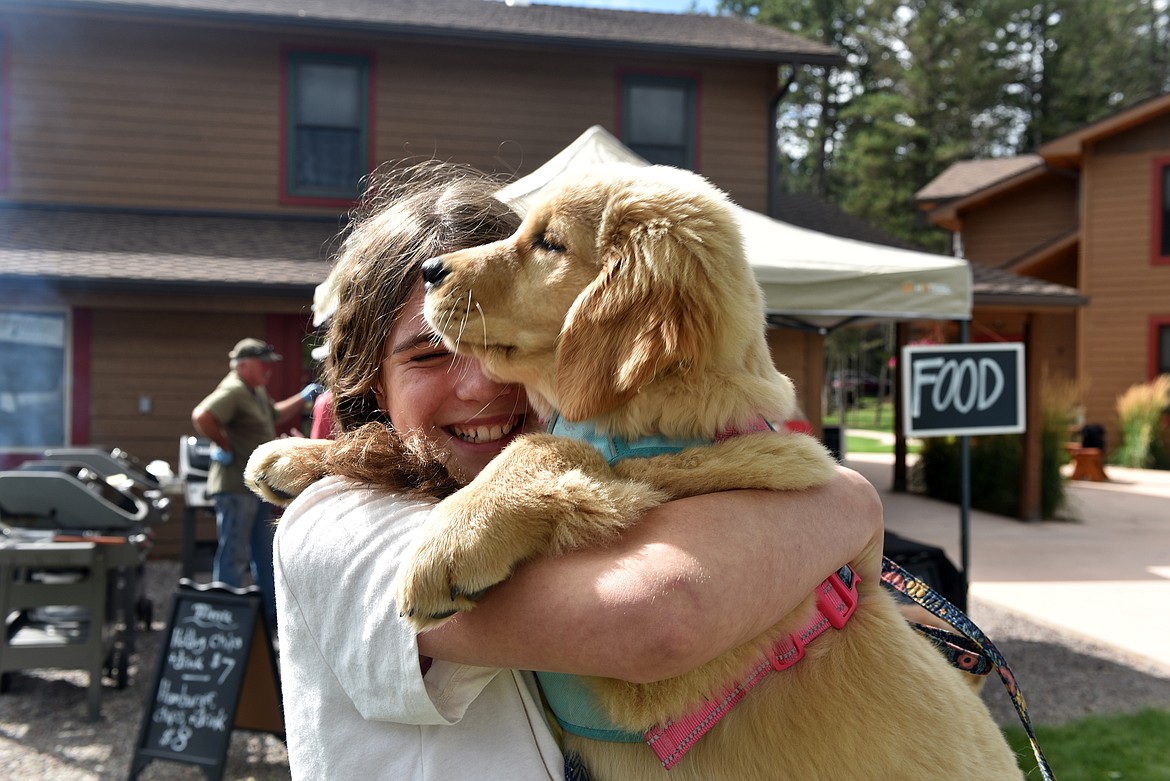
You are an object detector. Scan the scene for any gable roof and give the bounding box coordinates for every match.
[9,0,843,65]
[968,262,1086,308]
[915,155,1044,205]
[1041,91,1170,168]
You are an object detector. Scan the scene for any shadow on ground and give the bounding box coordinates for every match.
[1,565,1167,779]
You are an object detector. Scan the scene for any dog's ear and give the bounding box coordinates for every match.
[555,225,715,420]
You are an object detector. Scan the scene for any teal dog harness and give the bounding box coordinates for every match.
[536,413,859,769]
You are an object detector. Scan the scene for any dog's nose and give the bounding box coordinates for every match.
[421,257,448,289]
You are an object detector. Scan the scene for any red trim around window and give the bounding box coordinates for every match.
[278,44,377,209]
[1151,315,1170,378]
[71,308,91,446]
[614,67,703,171]
[265,312,313,402]
[1152,156,1170,266]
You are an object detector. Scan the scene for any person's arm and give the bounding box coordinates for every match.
[273,394,305,429]
[418,465,882,683]
[191,406,230,451]
[273,383,325,429]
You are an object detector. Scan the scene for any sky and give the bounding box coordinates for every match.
[505,0,721,13]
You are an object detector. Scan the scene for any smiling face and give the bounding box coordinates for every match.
[379,281,529,482]
[421,180,608,417]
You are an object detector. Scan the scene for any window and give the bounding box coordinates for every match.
[1157,160,1170,263]
[284,51,371,202]
[621,74,696,169]
[0,311,68,450]
[1156,318,1170,376]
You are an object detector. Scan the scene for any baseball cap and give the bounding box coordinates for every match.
[229,338,282,362]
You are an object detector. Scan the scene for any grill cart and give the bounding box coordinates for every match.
[0,452,166,719]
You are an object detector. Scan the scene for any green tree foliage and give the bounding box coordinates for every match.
[717,0,1170,246]
[999,1,1170,147]
[718,0,879,197]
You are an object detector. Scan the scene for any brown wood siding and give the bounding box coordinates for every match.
[959,175,1077,268]
[6,13,297,213]
[766,328,823,429]
[88,309,270,466]
[1095,112,1170,157]
[1,4,789,479]
[4,10,776,215]
[0,287,313,466]
[1033,312,1078,384]
[692,64,774,211]
[371,44,774,209]
[972,310,1076,385]
[1079,143,1170,447]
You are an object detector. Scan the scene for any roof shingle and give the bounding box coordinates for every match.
[19,0,841,63]
[0,207,340,293]
[915,155,1044,203]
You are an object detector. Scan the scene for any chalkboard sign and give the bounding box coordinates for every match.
[901,343,1026,437]
[129,580,283,781]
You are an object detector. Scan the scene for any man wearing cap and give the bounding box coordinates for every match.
[191,338,324,629]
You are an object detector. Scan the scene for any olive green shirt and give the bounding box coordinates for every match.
[198,371,276,496]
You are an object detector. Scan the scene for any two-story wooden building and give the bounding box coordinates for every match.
[0,0,842,467]
[917,92,1170,456]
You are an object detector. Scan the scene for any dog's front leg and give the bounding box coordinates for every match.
[395,433,667,631]
[245,438,333,506]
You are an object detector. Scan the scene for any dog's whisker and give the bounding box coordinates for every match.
[474,301,489,350]
[440,287,462,336]
[448,290,475,368]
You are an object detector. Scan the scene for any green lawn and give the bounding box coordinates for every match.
[824,398,920,455]
[844,434,921,455]
[1005,709,1170,780]
[823,397,898,432]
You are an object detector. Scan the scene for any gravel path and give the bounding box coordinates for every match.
[1,559,1167,780]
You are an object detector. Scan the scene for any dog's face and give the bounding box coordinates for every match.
[422,164,751,422]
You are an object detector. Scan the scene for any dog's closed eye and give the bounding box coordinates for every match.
[535,232,566,253]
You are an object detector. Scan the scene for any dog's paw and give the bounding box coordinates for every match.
[393,491,547,631]
[244,438,330,506]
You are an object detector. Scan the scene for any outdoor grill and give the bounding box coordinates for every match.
[0,448,165,719]
[178,435,217,578]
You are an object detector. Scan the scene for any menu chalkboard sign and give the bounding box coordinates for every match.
[129,580,282,781]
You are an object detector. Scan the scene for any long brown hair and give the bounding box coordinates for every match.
[316,160,521,498]
[327,159,520,433]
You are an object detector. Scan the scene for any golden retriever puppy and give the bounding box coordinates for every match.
[389,163,1023,780]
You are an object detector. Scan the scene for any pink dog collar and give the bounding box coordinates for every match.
[644,565,859,769]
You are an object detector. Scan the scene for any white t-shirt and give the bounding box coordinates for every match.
[274,476,565,780]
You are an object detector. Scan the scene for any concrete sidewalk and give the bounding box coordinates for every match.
[847,452,1170,674]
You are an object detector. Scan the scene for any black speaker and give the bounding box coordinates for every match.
[883,531,967,612]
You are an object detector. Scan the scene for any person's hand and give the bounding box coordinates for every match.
[210,445,234,465]
[301,382,326,402]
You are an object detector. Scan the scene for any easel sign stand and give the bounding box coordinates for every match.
[128,580,283,781]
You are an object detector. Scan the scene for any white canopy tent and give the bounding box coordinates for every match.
[495,126,972,332]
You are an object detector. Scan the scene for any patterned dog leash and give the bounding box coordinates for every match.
[880,557,1057,780]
